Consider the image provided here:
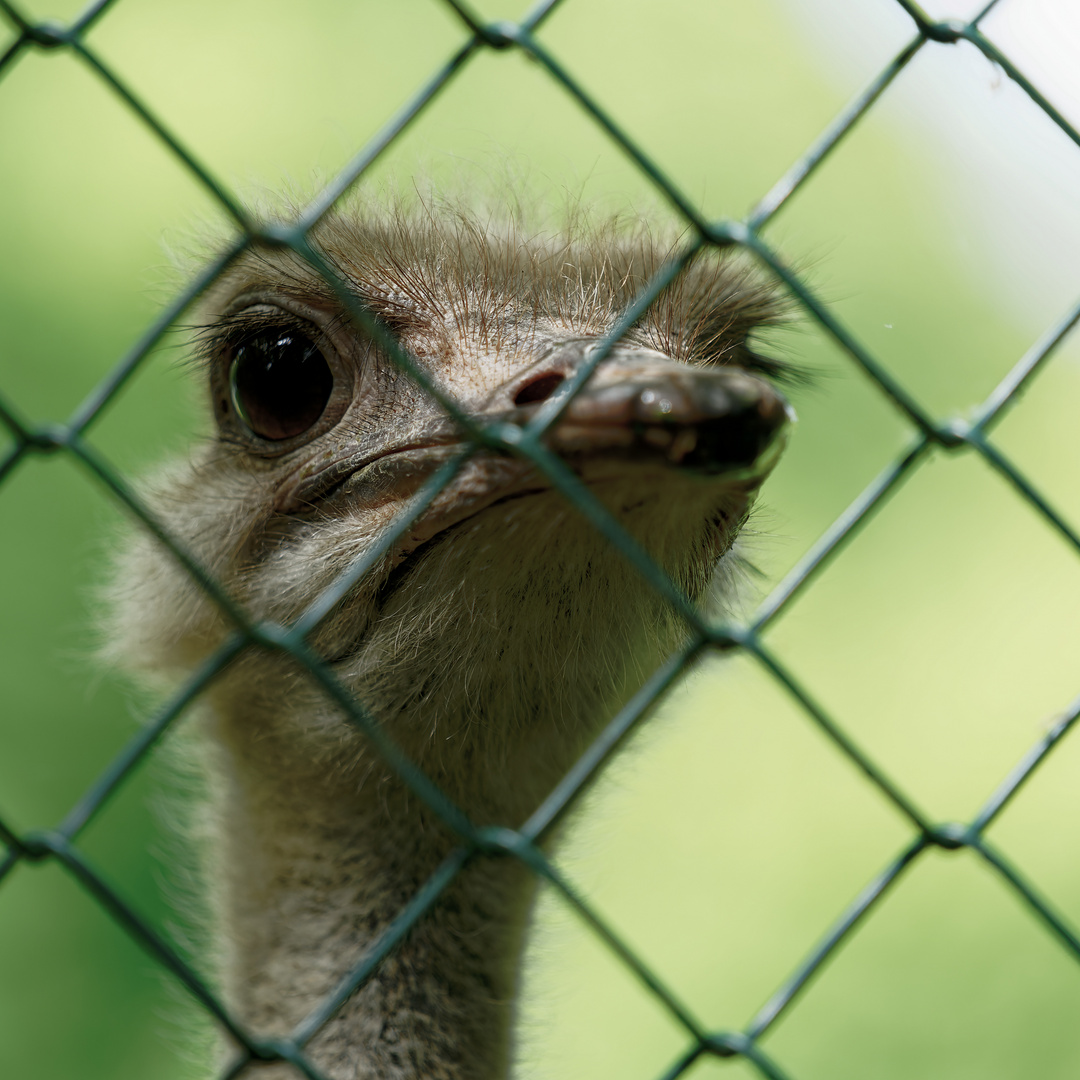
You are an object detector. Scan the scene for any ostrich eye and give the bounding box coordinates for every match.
[228,329,334,441]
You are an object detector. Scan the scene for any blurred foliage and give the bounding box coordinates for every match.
[1,1,1079,1079]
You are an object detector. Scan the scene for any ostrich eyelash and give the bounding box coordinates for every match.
[186,311,325,372]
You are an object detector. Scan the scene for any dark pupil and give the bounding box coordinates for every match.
[229,330,334,441]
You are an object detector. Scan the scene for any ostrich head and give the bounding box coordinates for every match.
[111,202,792,1079]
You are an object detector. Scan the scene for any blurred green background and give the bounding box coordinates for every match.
[2,1,1080,1078]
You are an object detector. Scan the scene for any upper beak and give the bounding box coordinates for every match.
[495,344,794,483]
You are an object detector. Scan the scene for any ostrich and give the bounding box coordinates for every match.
[110,201,792,1079]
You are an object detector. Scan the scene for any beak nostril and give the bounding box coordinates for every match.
[514,372,565,406]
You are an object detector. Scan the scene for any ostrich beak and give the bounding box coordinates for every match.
[319,344,795,564]
[279,345,793,517]
[525,358,793,484]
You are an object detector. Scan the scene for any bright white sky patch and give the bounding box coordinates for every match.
[783,0,1080,332]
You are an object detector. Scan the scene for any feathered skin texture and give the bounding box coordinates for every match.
[109,200,791,1079]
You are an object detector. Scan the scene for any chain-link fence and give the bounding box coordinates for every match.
[2,0,1079,1077]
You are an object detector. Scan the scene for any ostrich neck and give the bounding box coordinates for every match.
[198,502,690,1078]
[209,702,541,1080]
